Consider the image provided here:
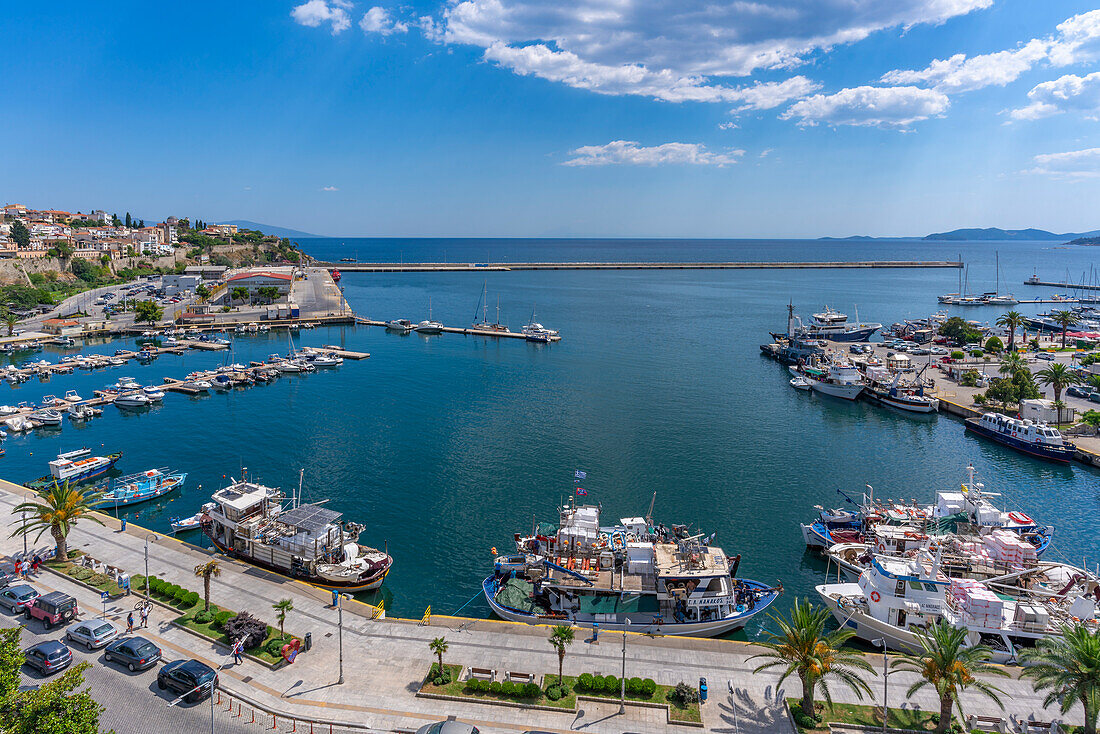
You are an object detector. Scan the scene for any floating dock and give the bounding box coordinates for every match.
[357,319,557,341]
[322,260,963,272]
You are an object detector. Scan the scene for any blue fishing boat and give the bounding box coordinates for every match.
[964,413,1076,463]
[96,469,186,508]
[24,449,123,492]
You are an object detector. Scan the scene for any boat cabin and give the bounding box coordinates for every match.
[858,553,950,630]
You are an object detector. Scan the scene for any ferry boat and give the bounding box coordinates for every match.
[816,549,1099,663]
[25,448,123,491]
[964,413,1076,462]
[483,502,782,637]
[793,306,881,342]
[789,359,866,400]
[200,477,393,592]
[96,468,186,508]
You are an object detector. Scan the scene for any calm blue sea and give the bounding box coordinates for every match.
[3,238,1098,639]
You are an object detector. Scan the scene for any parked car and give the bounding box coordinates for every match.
[416,723,481,734]
[1089,392,1100,404]
[0,584,39,612]
[104,635,162,671]
[24,591,78,629]
[0,571,15,590]
[911,347,930,355]
[929,346,947,355]
[1036,353,1056,361]
[157,659,218,702]
[1067,385,1091,398]
[65,619,119,650]
[23,640,73,675]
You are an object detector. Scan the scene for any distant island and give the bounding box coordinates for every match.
[1068,236,1100,245]
[820,227,1100,242]
[220,220,322,239]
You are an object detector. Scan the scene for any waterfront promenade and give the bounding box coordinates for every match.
[317,261,963,272]
[0,481,1079,733]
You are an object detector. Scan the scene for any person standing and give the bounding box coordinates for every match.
[140,604,150,628]
[232,637,244,664]
[126,612,134,634]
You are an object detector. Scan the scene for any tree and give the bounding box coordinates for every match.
[1020,624,1100,734]
[194,560,221,611]
[996,311,1027,352]
[9,220,30,249]
[134,299,163,323]
[1052,310,1079,349]
[890,621,1007,734]
[5,314,16,337]
[1035,363,1082,407]
[9,482,106,562]
[1083,409,1100,433]
[231,286,249,304]
[111,213,121,227]
[549,625,574,686]
[272,598,293,639]
[939,316,983,345]
[257,286,280,304]
[984,336,1003,353]
[124,212,132,228]
[999,352,1026,377]
[429,637,448,674]
[751,598,875,717]
[196,284,211,303]
[138,219,144,228]
[1052,399,1068,425]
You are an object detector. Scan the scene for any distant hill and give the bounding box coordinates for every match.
[1069,236,1100,245]
[220,220,322,239]
[922,227,1100,241]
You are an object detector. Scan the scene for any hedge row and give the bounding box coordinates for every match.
[463,679,541,700]
[145,576,200,608]
[575,673,657,698]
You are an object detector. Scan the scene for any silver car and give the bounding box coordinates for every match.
[0,584,39,612]
[65,619,120,650]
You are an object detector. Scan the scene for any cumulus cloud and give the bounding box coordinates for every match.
[1011,72,1100,120]
[321,185,340,191]
[291,0,352,34]
[562,140,744,167]
[1025,147,1100,177]
[360,7,409,35]
[881,40,1048,93]
[1047,10,1100,66]
[780,86,949,129]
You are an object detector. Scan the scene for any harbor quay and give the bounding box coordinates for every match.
[318,260,964,272]
[0,481,1077,734]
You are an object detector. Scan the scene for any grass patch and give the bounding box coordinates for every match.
[419,666,576,710]
[788,699,944,734]
[51,560,125,596]
[175,610,298,666]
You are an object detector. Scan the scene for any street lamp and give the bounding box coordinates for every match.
[22,491,34,558]
[872,638,888,734]
[336,592,350,685]
[144,534,157,602]
[619,627,627,714]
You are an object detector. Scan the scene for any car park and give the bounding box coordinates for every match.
[0,584,39,612]
[104,636,162,671]
[65,619,120,650]
[1067,385,1091,398]
[23,640,73,675]
[24,591,78,629]
[157,659,218,702]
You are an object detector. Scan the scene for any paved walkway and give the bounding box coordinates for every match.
[0,480,1080,733]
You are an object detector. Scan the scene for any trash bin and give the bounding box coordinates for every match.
[304,632,312,652]
[699,677,708,703]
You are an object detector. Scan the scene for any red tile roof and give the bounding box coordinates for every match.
[227,271,291,282]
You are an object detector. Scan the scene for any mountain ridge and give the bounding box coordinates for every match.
[219,220,322,239]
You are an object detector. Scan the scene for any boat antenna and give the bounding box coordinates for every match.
[646,490,657,526]
[297,468,304,509]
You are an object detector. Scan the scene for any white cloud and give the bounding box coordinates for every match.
[760,148,775,158]
[1025,147,1100,177]
[1047,10,1100,67]
[781,86,949,128]
[291,0,352,34]
[718,122,739,130]
[360,7,409,36]
[1011,72,1100,120]
[728,77,822,112]
[321,185,340,191]
[881,39,1048,93]
[562,140,744,167]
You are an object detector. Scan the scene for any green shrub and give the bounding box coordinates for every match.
[464,679,480,693]
[796,713,817,729]
[489,681,502,695]
[185,591,200,607]
[162,583,179,597]
[642,678,657,697]
[604,675,620,695]
[66,566,83,577]
[950,350,965,360]
[522,682,540,699]
[265,638,285,657]
[667,682,700,707]
[501,681,517,697]
[545,684,565,701]
[592,674,605,692]
[150,578,164,593]
[72,568,93,581]
[173,587,190,603]
[985,336,1003,353]
[627,677,645,696]
[428,664,452,686]
[193,609,214,624]
[213,611,233,628]
[577,673,594,691]
[970,349,984,358]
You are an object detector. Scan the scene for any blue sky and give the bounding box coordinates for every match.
[4,1,1100,237]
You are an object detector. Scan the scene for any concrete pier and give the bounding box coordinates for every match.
[322,260,963,272]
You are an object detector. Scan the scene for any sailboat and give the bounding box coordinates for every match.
[470,281,508,333]
[415,297,444,334]
[521,305,559,342]
[984,252,1018,305]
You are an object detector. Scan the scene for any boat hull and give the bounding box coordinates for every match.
[964,418,1075,462]
[809,380,864,400]
[797,326,880,342]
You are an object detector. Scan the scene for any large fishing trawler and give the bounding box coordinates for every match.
[484,500,781,637]
[200,474,392,592]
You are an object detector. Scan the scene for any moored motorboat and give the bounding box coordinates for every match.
[789,376,811,391]
[385,319,414,333]
[29,408,64,425]
[24,448,123,491]
[114,393,151,409]
[965,413,1075,462]
[96,468,186,508]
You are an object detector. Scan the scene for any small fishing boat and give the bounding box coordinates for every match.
[4,415,33,432]
[30,408,64,425]
[114,393,151,409]
[170,509,210,534]
[24,448,123,491]
[789,376,811,391]
[97,469,187,508]
[63,390,82,402]
[142,386,165,402]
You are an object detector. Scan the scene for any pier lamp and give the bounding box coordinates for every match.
[144,534,157,602]
[22,491,34,557]
[872,638,887,734]
[336,592,351,685]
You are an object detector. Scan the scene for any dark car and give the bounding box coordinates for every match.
[104,636,162,672]
[24,591,78,629]
[1089,392,1100,404]
[158,659,218,702]
[24,640,73,675]
[1067,385,1091,398]
[416,723,480,734]
[0,584,40,613]
[0,570,15,589]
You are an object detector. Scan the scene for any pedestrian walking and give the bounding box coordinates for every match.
[31,555,41,574]
[140,605,149,628]
[126,612,134,634]
[232,637,244,664]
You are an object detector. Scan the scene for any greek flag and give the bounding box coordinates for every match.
[574,469,587,480]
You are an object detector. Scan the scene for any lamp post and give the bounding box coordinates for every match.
[337,592,349,685]
[22,491,34,558]
[872,637,888,734]
[619,627,627,714]
[144,534,156,602]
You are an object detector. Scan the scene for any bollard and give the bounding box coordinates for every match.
[236,703,243,717]
[272,714,277,730]
[250,709,255,724]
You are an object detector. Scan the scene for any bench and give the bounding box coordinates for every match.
[1020,721,1057,734]
[505,671,535,685]
[468,667,495,682]
[968,715,1008,733]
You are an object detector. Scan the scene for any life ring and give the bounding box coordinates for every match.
[1008,511,1032,525]
[870,591,881,602]
[876,541,886,553]
[490,547,497,555]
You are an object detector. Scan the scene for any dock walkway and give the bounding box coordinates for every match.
[0,480,1067,734]
[322,260,963,272]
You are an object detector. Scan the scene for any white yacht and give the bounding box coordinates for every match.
[415,297,444,334]
[63,390,82,402]
[789,359,866,400]
[114,394,151,409]
[142,386,165,401]
[385,319,413,332]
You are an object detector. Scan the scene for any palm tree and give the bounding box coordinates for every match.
[1036,363,1083,408]
[10,482,106,561]
[549,625,575,685]
[193,560,221,611]
[751,598,875,717]
[1051,399,1068,425]
[1052,310,1079,349]
[272,598,293,639]
[999,352,1026,377]
[996,311,1027,352]
[429,636,448,675]
[889,621,1007,734]
[5,314,16,337]
[1020,624,1100,734]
